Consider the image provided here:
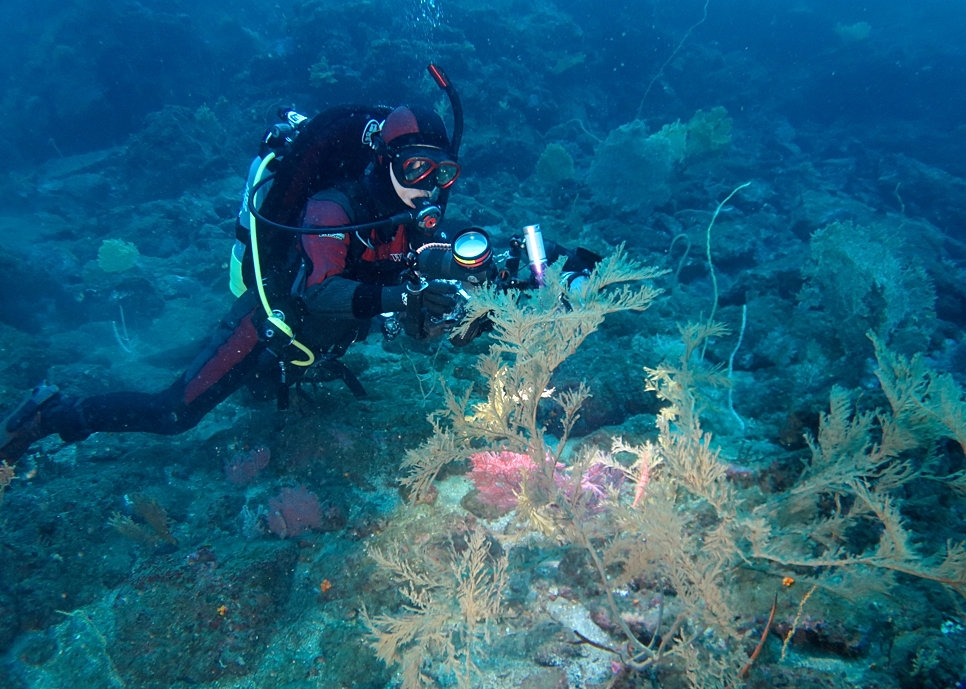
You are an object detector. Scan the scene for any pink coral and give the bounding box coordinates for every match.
[469,450,622,513]
[468,451,537,510]
[267,485,322,538]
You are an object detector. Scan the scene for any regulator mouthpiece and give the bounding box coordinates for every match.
[413,198,442,233]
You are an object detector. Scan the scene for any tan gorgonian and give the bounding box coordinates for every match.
[363,527,508,689]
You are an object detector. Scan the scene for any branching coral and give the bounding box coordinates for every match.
[385,232,965,689]
[747,333,966,598]
[400,245,665,503]
[397,251,753,686]
[363,527,508,689]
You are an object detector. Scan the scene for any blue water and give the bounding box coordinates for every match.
[1,1,965,688]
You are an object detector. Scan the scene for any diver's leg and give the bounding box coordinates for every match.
[60,297,267,437]
[1,296,268,459]
[0,383,62,462]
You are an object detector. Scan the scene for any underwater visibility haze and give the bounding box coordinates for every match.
[1,0,966,687]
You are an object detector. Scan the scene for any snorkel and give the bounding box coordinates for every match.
[427,63,463,160]
[406,64,463,233]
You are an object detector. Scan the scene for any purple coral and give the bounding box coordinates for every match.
[267,485,322,538]
[224,446,270,485]
[573,461,624,508]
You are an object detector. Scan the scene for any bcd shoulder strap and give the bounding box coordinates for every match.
[258,104,393,229]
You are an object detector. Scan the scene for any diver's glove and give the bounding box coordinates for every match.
[422,280,460,317]
[380,285,408,313]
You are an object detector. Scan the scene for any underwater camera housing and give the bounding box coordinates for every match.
[387,228,494,341]
[416,228,494,286]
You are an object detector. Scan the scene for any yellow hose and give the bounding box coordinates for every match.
[249,153,315,367]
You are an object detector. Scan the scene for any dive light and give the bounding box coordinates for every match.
[523,224,548,286]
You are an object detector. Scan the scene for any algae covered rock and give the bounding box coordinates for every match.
[586,119,681,216]
[109,539,298,686]
[535,142,575,184]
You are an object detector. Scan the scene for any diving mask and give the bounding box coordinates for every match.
[391,145,461,191]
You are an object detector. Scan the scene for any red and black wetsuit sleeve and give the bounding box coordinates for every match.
[297,194,388,319]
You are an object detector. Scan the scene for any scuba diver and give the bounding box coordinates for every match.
[0,64,596,468]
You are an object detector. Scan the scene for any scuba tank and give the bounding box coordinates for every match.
[230,108,309,297]
[229,104,398,297]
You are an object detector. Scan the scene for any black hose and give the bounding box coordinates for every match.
[247,174,413,235]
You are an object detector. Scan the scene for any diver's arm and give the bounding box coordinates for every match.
[298,234,407,319]
[302,277,405,319]
[298,198,407,318]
